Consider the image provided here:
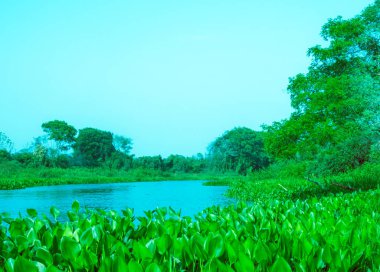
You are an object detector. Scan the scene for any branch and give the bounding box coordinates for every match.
[305,176,324,187]
[330,181,355,191]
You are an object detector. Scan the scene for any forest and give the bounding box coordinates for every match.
[0,1,379,271]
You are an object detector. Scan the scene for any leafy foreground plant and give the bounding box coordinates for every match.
[0,191,379,272]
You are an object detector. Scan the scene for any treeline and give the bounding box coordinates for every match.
[0,124,200,173]
[0,122,269,175]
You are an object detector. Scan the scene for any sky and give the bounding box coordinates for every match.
[0,0,374,157]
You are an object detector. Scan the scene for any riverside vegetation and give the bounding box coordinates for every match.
[0,1,380,271]
[0,189,379,271]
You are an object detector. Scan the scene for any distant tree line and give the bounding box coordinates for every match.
[0,121,269,175]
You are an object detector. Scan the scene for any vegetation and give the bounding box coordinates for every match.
[0,164,212,190]
[0,2,379,271]
[227,162,380,202]
[208,127,269,175]
[0,190,379,271]
[41,120,77,152]
[263,0,379,176]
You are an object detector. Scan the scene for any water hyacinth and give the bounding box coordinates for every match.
[0,191,379,271]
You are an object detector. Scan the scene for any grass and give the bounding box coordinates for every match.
[0,162,214,190]
[226,162,380,201]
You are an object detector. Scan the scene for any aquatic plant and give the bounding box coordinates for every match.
[0,190,379,271]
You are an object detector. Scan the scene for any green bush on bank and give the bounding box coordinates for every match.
[227,162,380,202]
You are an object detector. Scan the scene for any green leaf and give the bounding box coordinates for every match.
[46,265,63,272]
[302,239,313,256]
[36,247,53,265]
[3,240,15,254]
[15,235,29,253]
[127,260,143,272]
[254,241,269,262]
[67,211,78,222]
[60,236,81,261]
[5,258,15,272]
[49,207,60,220]
[173,238,184,259]
[26,209,38,218]
[226,243,237,264]
[236,252,254,272]
[80,228,94,247]
[111,255,128,271]
[322,245,332,263]
[156,234,171,255]
[271,257,292,272]
[71,201,80,213]
[14,256,38,272]
[208,234,224,258]
[216,259,235,272]
[42,231,53,249]
[145,263,161,272]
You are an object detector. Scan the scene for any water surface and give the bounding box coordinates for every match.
[0,180,232,219]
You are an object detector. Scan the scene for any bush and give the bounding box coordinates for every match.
[312,135,372,175]
[247,160,309,181]
[13,152,34,166]
[54,154,71,168]
[0,149,12,161]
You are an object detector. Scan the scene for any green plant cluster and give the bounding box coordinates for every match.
[0,166,212,190]
[227,162,380,202]
[1,190,379,272]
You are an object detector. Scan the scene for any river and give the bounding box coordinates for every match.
[0,180,232,219]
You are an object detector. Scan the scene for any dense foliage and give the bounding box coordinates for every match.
[41,121,77,152]
[264,1,380,175]
[0,190,379,271]
[227,162,380,202]
[74,128,116,167]
[208,127,269,174]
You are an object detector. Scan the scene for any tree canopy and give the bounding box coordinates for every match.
[113,135,132,155]
[264,1,380,174]
[74,128,115,167]
[41,120,77,151]
[208,127,269,174]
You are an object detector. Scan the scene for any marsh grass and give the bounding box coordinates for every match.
[227,162,380,201]
[0,163,213,190]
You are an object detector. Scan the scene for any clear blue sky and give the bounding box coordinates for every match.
[0,0,374,157]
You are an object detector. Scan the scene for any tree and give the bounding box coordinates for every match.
[41,120,77,151]
[264,1,380,173]
[113,135,132,155]
[105,151,133,171]
[0,132,14,153]
[164,154,206,173]
[208,127,269,174]
[74,128,115,166]
[133,156,164,170]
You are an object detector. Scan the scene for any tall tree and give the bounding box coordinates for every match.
[264,1,380,173]
[113,135,132,155]
[41,120,77,151]
[74,128,115,166]
[208,127,269,174]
